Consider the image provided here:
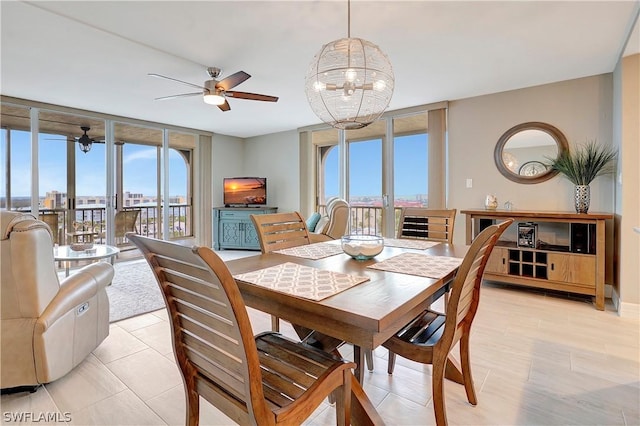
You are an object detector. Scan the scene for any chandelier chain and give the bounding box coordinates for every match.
[347,0,351,38]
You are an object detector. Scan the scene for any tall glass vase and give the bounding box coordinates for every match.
[574,185,590,213]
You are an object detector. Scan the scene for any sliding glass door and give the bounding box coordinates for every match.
[1,102,196,246]
[313,108,437,237]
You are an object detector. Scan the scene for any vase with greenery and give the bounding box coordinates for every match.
[547,140,617,213]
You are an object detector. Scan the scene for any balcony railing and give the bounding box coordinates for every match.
[34,204,193,245]
[319,204,402,236]
[37,204,398,244]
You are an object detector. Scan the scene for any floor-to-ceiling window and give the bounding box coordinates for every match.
[310,105,445,237]
[346,120,385,235]
[168,131,195,239]
[39,112,106,243]
[1,99,198,245]
[1,104,32,211]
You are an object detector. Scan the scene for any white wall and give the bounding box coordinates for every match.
[613,53,640,313]
[448,74,615,245]
[211,133,245,207]
[244,130,300,213]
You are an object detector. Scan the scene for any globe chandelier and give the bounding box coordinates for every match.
[304,0,394,130]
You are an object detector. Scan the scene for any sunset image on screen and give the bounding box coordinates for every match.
[224,178,266,205]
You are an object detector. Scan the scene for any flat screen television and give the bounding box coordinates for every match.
[223,177,267,206]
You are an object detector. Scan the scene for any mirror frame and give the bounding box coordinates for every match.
[494,121,569,184]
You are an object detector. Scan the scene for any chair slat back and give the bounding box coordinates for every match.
[442,219,513,345]
[38,212,60,245]
[127,233,269,424]
[115,210,139,238]
[250,212,310,253]
[397,208,457,243]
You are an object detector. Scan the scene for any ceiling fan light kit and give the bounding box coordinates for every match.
[305,0,394,130]
[78,126,93,153]
[150,67,278,111]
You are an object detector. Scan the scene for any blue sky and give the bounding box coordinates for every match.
[324,133,428,198]
[3,129,427,199]
[2,130,187,197]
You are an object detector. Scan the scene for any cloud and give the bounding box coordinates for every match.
[124,148,157,164]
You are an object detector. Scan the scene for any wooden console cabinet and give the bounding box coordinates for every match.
[213,206,277,250]
[461,209,613,310]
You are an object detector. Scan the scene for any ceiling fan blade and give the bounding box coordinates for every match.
[225,91,279,102]
[217,100,231,112]
[44,137,74,141]
[155,92,202,101]
[148,73,205,91]
[216,71,250,91]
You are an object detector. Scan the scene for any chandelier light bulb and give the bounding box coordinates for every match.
[345,68,357,82]
[313,81,326,92]
[373,80,386,91]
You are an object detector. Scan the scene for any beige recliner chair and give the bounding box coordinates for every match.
[309,198,350,243]
[1,211,112,392]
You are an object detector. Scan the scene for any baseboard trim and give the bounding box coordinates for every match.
[611,287,640,318]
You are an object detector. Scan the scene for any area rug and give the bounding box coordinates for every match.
[58,250,259,323]
[106,259,165,322]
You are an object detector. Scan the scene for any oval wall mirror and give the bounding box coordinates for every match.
[494,122,569,184]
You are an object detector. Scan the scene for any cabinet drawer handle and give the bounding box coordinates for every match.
[551,263,554,271]
[502,258,505,265]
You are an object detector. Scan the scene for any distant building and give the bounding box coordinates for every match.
[43,191,66,209]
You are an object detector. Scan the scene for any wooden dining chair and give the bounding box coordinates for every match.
[397,208,457,243]
[250,212,344,355]
[250,211,311,331]
[364,208,458,373]
[127,233,356,426]
[383,218,513,426]
[250,211,311,254]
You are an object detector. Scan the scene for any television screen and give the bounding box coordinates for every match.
[224,177,267,206]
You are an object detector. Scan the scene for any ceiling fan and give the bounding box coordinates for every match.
[148,67,279,111]
[46,126,105,154]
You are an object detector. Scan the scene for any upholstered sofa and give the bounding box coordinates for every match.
[0,211,113,391]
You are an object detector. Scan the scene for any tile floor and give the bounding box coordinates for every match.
[2,252,639,425]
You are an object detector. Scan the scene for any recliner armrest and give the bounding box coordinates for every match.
[35,262,114,333]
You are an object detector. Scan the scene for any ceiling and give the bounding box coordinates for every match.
[1,1,639,139]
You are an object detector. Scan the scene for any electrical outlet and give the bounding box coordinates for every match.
[466,178,473,188]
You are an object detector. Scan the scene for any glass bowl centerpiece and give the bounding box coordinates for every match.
[341,235,384,261]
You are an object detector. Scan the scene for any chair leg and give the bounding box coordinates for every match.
[365,349,374,372]
[333,370,351,426]
[271,315,280,332]
[186,387,200,426]
[460,332,477,405]
[432,360,448,426]
[387,350,396,374]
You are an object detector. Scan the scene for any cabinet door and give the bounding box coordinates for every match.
[485,247,508,274]
[220,220,244,247]
[548,253,596,287]
[242,220,259,248]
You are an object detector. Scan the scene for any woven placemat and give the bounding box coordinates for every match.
[273,242,345,260]
[383,238,441,250]
[368,252,462,279]
[233,262,369,301]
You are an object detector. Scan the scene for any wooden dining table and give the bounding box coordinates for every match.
[225,240,469,425]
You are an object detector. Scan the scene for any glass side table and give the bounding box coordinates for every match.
[54,244,120,277]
